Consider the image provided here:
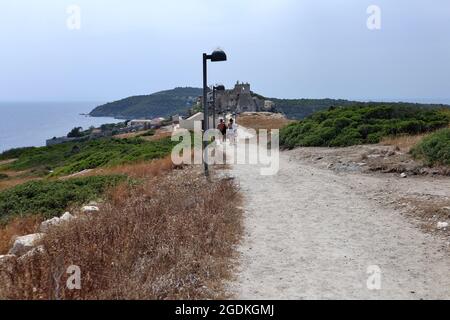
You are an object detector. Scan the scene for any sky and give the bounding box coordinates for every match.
[1,0,449,102]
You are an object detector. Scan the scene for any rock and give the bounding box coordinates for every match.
[442,207,450,213]
[82,205,99,213]
[60,212,74,221]
[400,173,407,178]
[39,217,61,233]
[9,233,45,256]
[39,212,74,232]
[17,245,45,264]
[437,222,449,230]
[387,150,396,157]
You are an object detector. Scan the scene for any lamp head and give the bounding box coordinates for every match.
[209,50,227,62]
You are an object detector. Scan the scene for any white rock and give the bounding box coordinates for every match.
[437,222,449,230]
[39,217,61,233]
[9,233,45,256]
[82,205,99,213]
[39,212,74,232]
[60,212,74,221]
[17,245,45,263]
[400,173,407,178]
[442,207,450,212]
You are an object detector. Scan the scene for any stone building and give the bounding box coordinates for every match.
[202,81,276,115]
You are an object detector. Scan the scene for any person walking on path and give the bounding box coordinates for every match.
[228,118,237,145]
[217,119,227,142]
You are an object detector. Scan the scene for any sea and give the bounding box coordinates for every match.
[0,102,122,153]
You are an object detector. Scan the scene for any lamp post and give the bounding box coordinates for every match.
[202,50,227,176]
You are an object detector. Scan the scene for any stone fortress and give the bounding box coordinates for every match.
[205,81,276,115]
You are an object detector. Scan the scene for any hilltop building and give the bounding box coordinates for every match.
[201,81,276,115]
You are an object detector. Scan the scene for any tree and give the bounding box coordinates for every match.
[67,127,83,138]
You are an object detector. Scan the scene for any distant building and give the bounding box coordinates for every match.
[202,81,276,115]
[128,118,166,129]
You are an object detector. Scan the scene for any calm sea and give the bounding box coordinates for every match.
[0,102,121,153]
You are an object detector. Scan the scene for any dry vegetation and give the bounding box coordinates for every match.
[237,112,292,131]
[0,164,242,300]
[114,128,172,142]
[380,134,427,152]
[0,216,42,255]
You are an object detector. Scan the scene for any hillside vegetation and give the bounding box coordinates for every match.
[0,137,177,177]
[89,87,202,119]
[280,105,450,148]
[271,98,450,120]
[0,175,125,223]
[411,128,450,166]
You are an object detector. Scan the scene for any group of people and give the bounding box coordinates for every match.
[217,118,237,144]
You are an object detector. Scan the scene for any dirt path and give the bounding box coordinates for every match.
[223,129,450,300]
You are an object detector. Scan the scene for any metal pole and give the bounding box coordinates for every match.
[202,54,209,176]
[212,86,216,129]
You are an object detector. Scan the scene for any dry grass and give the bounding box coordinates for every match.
[237,112,292,131]
[380,134,428,152]
[114,128,172,141]
[1,167,243,300]
[92,156,177,179]
[0,216,42,254]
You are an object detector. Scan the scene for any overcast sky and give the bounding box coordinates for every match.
[1,0,449,102]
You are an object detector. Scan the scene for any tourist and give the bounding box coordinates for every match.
[217,119,227,142]
[228,118,237,145]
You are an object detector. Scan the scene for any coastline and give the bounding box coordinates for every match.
[0,102,122,153]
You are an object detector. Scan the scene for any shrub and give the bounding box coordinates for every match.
[0,175,126,223]
[280,105,450,148]
[1,137,177,176]
[411,128,450,166]
[0,147,36,161]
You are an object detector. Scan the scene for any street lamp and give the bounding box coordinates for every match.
[202,50,227,176]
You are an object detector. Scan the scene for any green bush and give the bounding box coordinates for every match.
[280,105,450,148]
[0,147,36,161]
[1,137,177,176]
[411,128,450,166]
[0,175,126,223]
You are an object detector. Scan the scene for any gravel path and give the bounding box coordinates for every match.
[224,129,450,300]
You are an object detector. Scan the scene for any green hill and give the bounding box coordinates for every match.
[89,87,202,119]
[271,98,450,120]
[280,104,450,148]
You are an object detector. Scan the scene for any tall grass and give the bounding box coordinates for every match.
[1,168,242,300]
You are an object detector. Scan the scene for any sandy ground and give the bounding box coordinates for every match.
[221,127,450,300]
